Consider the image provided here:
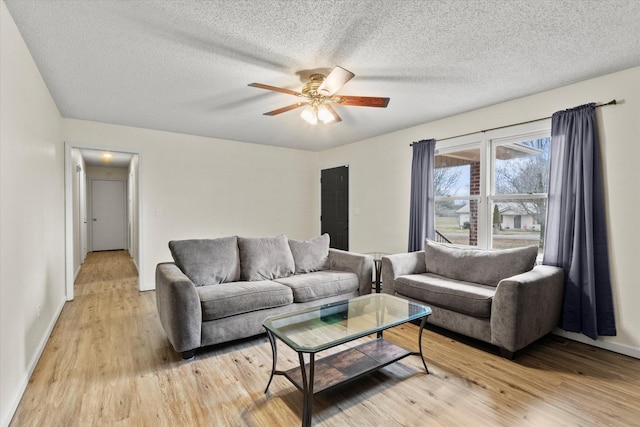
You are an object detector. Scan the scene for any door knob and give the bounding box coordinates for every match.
[93,218,97,221]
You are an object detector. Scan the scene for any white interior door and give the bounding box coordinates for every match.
[91,179,126,251]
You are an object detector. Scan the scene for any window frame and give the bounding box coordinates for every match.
[434,120,551,251]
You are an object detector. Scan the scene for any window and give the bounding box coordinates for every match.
[434,122,551,254]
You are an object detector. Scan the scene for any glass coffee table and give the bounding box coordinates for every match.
[262,293,432,427]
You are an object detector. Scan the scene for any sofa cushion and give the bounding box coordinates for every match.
[395,273,496,317]
[288,234,330,274]
[424,239,538,286]
[274,270,359,303]
[168,237,240,286]
[196,281,293,321]
[238,235,295,281]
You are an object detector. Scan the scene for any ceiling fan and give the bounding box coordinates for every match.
[248,66,390,125]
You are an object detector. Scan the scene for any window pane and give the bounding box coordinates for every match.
[494,137,550,195]
[435,146,481,197]
[491,199,546,253]
[435,200,478,247]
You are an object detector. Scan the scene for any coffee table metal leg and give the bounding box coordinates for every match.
[265,330,278,393]
[376,297,383,339]
[417,315,429,374]
[298,352,315,427]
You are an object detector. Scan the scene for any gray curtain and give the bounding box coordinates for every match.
[543,103,616,339]
[408,139,436,252]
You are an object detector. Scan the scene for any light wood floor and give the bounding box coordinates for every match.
[10,250,640,426]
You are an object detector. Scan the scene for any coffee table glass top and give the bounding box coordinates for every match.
[263,293,431,353]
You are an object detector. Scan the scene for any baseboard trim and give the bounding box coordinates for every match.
[140,282,154,292]
[553,328,640,360]
[1,297,66,427]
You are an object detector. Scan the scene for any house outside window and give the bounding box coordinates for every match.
[433,121,551,254]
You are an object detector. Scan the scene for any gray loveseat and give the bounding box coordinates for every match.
[381,239,564,358]
[156,234,373,359]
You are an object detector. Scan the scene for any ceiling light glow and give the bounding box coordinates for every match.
[317,105,334,124]
[301,105,318,125]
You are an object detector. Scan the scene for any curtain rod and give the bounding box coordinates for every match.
[409,99,617,146]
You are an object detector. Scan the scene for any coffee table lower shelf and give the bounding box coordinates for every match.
[280,338,415,394]
[263,294,431,427]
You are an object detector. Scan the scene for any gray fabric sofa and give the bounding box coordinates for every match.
[381,239,564,358]
[156,234,373,359]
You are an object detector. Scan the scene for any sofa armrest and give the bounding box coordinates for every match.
[328,249,373,295]
[155,262,202,353]
[491,265,564,352]
[381,251,426,295]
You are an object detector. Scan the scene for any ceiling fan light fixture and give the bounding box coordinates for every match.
[249,65,388,124]
[301,105,318,125]
[317,104,335,124]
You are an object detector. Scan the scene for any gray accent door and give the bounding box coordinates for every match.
[321,166,349,250]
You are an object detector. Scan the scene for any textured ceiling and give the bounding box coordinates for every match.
[5,0,640,151]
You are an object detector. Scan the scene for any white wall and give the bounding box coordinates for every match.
[63,119,320,290]
[320,67,640,357]
[0,3,66,426]
[85,165,129,180]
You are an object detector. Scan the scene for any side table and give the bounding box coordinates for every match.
[364,252,389,293]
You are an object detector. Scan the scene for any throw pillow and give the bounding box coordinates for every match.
[238,235,295,281]
[169,236,241,286]
[288,234,330,274]
[424,239,538,286]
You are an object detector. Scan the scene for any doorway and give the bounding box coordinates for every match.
[91,179,126,251]
[64,143,142,301]
[321,165,349,250]
[514,215,522,230]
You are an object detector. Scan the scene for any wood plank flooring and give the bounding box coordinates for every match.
[10,250,640,426]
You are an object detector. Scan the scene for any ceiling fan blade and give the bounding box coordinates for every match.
[248,83,303,97]
[263,102,308,116]
[324,104,342,123]
[318,66,355,96]
[332,95,390,108]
